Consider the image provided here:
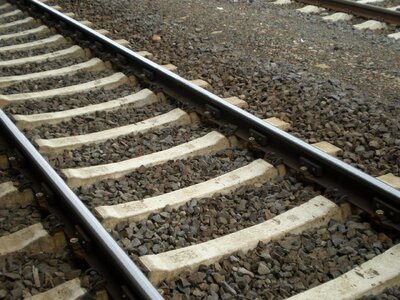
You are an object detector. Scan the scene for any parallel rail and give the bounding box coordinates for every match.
[0,110,162,300]
[296,0,400,25]
[14,0,400,228]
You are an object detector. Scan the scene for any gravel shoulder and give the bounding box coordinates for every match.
[46,0,400,177]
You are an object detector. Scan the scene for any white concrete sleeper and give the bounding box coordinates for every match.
[0,58,106,88]
[0,45,87,68]
[13,89,158,129]
[0,223,65,256]
[0,34,65,53]
[0,73,129,107]
[140,196,342,284]
[0,9,23,19]
[28,278,87,300]
[0,181,34,207]
[0,17,37,33]
[96,159,280,228]
[0,25,51,41]
[36,108,196,153]
[62,131,236,188]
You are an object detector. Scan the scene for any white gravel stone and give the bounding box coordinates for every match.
[297,5,325,14]
[388,32,400,40]
[273,0,292,5]
[322,12,353,22]
[357,0,384,3]
[388,5,400,11]
[354,20,387,31]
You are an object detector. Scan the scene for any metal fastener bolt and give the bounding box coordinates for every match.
[300,166,308,172]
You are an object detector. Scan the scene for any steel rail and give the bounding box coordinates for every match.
[14,0,400,228]
[296,0,400,25]
[0,110,162,299]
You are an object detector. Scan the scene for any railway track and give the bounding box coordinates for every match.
[0,0,399,299]
[271,0,400,39]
